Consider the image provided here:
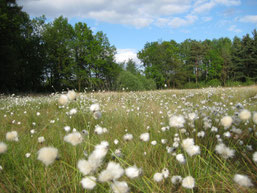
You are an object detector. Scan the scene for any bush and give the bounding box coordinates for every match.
[206,79,222,87]
[137,76,156,90]
[116,71,144,91]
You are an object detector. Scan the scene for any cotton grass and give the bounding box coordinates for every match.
[98,161,124,182]
[64,132,83,146]
[0,142,7,154]
[233,174,253,187]
[215,143,235,159]
[111,181,129,193]
[80,176,96,190]
[239,109,251,121]
[6,131,18,141]
[182,176,195,189]
[220,116,233,129]
[58,94,69,105]
[37,147,58,166]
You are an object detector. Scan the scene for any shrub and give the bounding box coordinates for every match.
[116,71,144,91]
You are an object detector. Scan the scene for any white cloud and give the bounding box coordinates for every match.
[115,49,141,65]
[239,15,257,24]
[228,25,242,33]
[192,0,240,14]
[202,16,212,22]
[168,15,198,28]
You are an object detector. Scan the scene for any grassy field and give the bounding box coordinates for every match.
[0,86,257,193]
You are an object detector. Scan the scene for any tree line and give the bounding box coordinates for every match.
[0,0,256,93]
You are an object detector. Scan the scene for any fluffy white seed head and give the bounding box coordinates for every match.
[140,133,150,142]
[253,112,257,124]
[233,174,253,187]
[78,159,94,176]
[58,94,69,105]
[93,111,102,120]
[162,168,169,178]
[0,142,7,154]
[37,147,58,166]
[220,116,233,129]
[182,176,195,189]
[182,138,194,150]
[64,132,83,146]
[123,133,133,141]
[111,181,129,193]
[186,145,201,157]
[98,161,124,182]
[90,104,100,112]
[38,136,45,143]
[67,90,76,101]
[80,176,96,190]
[169,115,185,128]
[153,172,163,182]
[253,152,257,163]
[94,125,108,135]
[6,131,18,141]
[171,175,182,185]
[239,109,251,121]
[176,154,186,164]
[215,143,235,159]
[125,165,141,179]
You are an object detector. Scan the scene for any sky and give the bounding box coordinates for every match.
[17,0,257,64]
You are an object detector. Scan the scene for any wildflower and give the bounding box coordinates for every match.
[114,139,119,145]
[111,181,129,193]
[125,165,141,179]
[182,138,200,156]
[36,112,40,116]
[30,129,35,134]
[153,172,163,182]
[176,154,186,164]
[123,133,133,141]
[220,116,233,129]
[140,133,150,142]
[98,161,124,182]
[171,175,182,185]
[197,131,205,138]
[162,168,169,178]
[81,176,96,190]
[188,113,197,121]
[169,115,185,128]
[151,140,157,145]
[0,142,7,154]
[69,108,77,115]
[182,176,195,189]
[239,109,251,121]
[67,90,76,101]
[93,111,102,120]
[64,132,83,146]
[90,104,100,112]
[223,131,231,138]
[6,131,18,141]
[94,125,108,135]
[37,147,58,166]
[78,159,94,176]
[64,126,71,132]
[215,143,235,159]
[58,94,69,105]
[233,174,253,187]
[25,153,31,158]
[253,152,257,163]
[161,139,167,144]
[253,112,257,124]
[113,149,122,157]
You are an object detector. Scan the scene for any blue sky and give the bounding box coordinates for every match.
[18,0,257,64]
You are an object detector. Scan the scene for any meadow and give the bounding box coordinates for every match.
[0,86,257,193]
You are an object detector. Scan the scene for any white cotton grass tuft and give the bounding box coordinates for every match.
[253,112,257,124]
[93,111,102,120]
[111,181,129,193]
[162,168,169,178]
[38,136,45,143]
[94,125,108,135]
[215,143,235,159]
[169,115,185,128]
[233,174,253,187]
[0,142,7,154]
[171,175,182,185]
[220,116,233,129]
[37,147,58,166]
[153,172,163,182]
[67,90,76,101]
[123,133,133,141]
[58,94,69,105]
[6,131,18,141]
[253,152,257,163]
[140,132,150,142]
[80,176,96,190]
[64,126,71,132]
[125,165,141,179]
[181,138,200,156]
[78,141,109,175]
[176,154,186,164]
[239,109,251,121]
[182,176,195,189]
[64,132,83,146]
[90,103,100,113]
[98,161,124,182]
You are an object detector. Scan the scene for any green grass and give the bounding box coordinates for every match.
[0,86,257,193]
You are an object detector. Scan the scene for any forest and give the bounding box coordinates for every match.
[1,0,257,93]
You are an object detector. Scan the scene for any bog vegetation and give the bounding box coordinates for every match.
[0,87,257,192]
[1,0,257,93]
